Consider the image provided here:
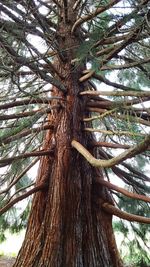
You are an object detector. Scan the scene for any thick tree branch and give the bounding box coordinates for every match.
[101,57,150,71]
[71,0,122,33]
[80,90,150,97]
[0,124,54,147]
[84,111,150,127]
[0,158,39,195]
[84,128,145,137]
[80,25,145,82]
[96,179,150,203]
[73,0,82,10]
[0,108,52,121]
[111,165,149,189]
[29,0,57,31]
[0,35,67,93]
[80,71,140,91]
[93,0,149,49]
[0,97,62,110]
[0,149,53,168]
[87,96,150,110]
[122,162,150,183]
[83,109,117,122]
[71,135,150,168]
[92,141,150,151]
[0,183,46,216]
[91,141,130,149]
[0,19,45,40]
[102,203,150,224]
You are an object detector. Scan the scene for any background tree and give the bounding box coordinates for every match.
[0,0,150,266]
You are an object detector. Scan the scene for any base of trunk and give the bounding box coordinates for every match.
[13,150,123,267]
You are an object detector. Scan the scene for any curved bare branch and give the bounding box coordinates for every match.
[71,135,150,168]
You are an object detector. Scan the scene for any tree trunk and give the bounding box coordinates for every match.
[13,86,122,267]
[13,5,123,266]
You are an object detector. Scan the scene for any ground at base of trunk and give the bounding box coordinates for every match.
[0,256,136,267]
[0,257,16,267]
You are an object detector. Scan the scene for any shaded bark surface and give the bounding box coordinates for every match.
[13,3,123,266]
